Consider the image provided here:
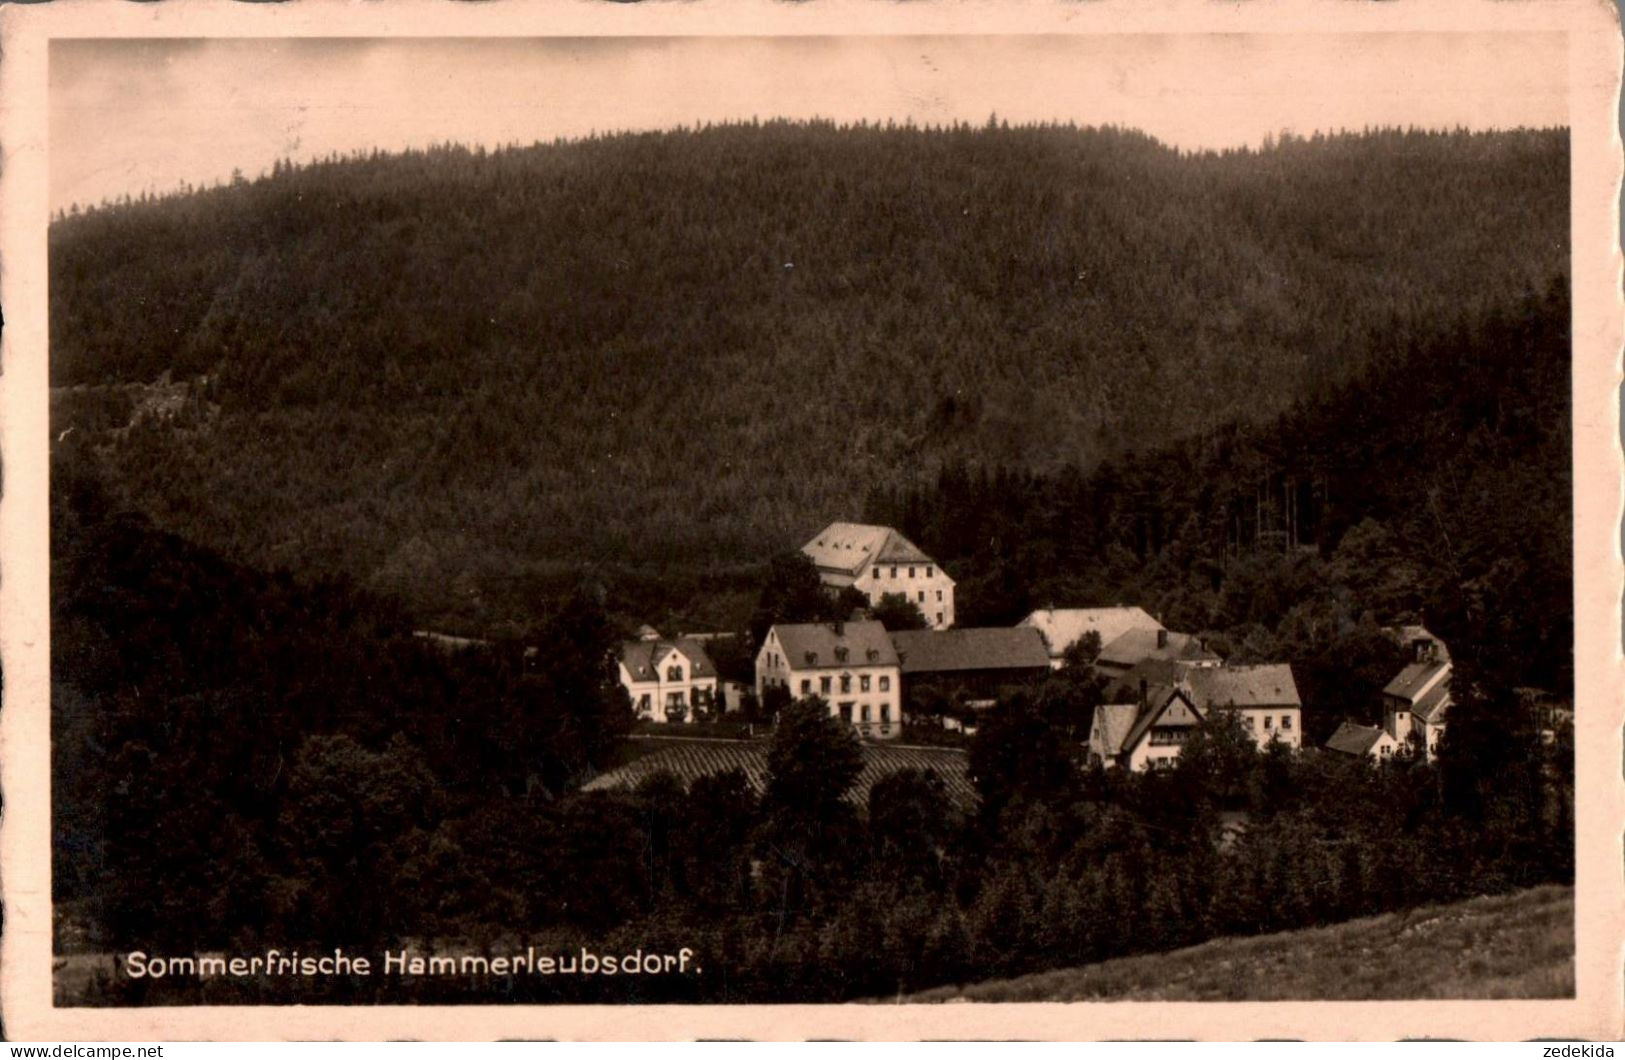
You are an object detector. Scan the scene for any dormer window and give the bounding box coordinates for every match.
[866,648,879,662]
[667,665,683,682]
[805,651,818,666]
[834,647,849,663]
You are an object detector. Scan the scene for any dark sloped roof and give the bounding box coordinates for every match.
[1184,664,1301,710]
[1325,721,1384,756]
[619,638,717,682]
[582,738,977,811]
[1384,660,1450,703]
[1412,681,1451,724]
[770,619,900,669]
[1092,702,1141,758]
[890,627,1050,675]
[1103,657,1202,702]
[1120,686,1201,757]
[1097,628,1220,670]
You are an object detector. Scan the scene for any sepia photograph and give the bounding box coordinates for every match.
[3,0,1621,1042]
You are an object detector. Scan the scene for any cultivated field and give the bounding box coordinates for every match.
[901,884,1574,1002]
[584,736,978,810]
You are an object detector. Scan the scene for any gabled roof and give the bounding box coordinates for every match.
[1096,628,1220,671]
[1384,660,1451,705]
[889,627,1051,675]
[1092,703,1141,759]
[1325,721,1384,757]
[1019,606,1164,659]
[619,638,717,682]
[801,521,936,577]
[767,619,900,670]
[1386,624,1451,663]
[1411,681,1451,724]
[1184,664,1302,710]
[1103,657,1203,703]
[1119,686,1203,758]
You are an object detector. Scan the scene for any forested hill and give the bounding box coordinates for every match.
[50,122,1568,629]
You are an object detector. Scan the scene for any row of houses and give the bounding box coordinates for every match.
[614,520,1451,768]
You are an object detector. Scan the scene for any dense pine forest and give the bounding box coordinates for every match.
[50,121,1567,634]
[51,121,1575,1003]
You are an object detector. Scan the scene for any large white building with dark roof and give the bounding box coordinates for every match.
[800,521,955,629]
[756,619,904,739]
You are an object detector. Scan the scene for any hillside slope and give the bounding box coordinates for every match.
[901,884,1573,1002]
[50,123,1567,629]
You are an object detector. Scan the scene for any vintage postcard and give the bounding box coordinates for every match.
[1,0,1620,1042]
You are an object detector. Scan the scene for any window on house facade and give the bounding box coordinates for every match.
[873,567,881,579]
[880,704,891,724]
[667,665,683,682]
[936,612,943,625]
[860,675,871,692]
[820,676,832,694]
[891,567,898,578]
[638,694,651,711]
[908,567,916,578]
[879,676,891,692]
[839,702,853,723]
[927,566,934,577]
[1281,715,1293,730]
[801,679,812,695]
[667,692,683,707]
[840,675,852,693]
[936,590,943,601]
[861,704,871,723]
[1243,715,1255,728]
[1263,716,1273,729]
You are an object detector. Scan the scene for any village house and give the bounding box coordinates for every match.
[1018,605,1164,669]
[1092,661,1304,768]
[801,521,955,629]
[617,631,720,724]
[1094,627,1221,677]
[1324,629,1452,762]
[756,619,904,739]
[890,626,1052,715]
[1089,684,1205,771]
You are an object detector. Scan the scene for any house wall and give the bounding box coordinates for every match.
[620,658,719,724]
[755,633,902,738]
[856,562,955,629]
[1227,706,1303,750]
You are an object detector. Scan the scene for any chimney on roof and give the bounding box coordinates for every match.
[1157,629,1169,649]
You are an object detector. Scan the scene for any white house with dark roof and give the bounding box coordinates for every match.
[801,521,955,629]
[1089,686,1206,771]
[1019,606,1164,669]
[1092,661,1303,767]
[1325,632,1452,762]
[1182,664,1303,750]
[618,636,720,724]
[756,619,904,739]
[1380,658,1451,759]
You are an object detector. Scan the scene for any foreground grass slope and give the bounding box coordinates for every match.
[903,885,1574,1002]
